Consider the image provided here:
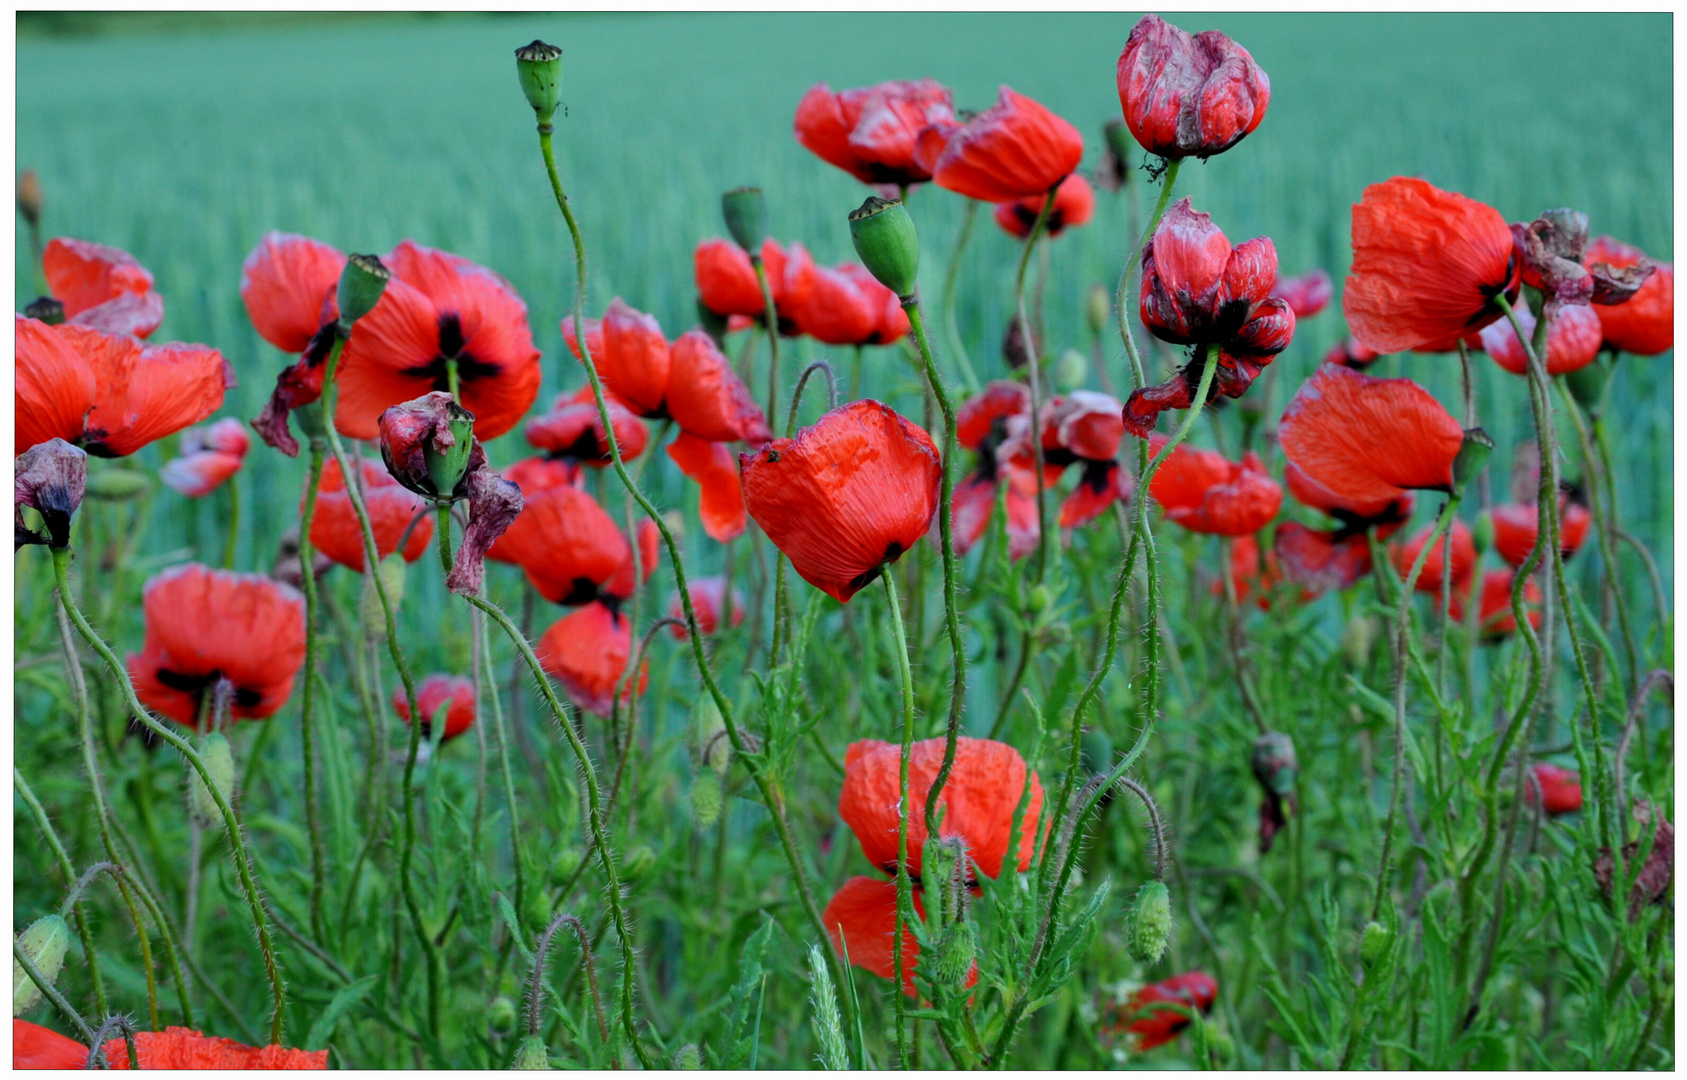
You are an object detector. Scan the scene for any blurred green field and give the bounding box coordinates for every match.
[14,12,1675,1069]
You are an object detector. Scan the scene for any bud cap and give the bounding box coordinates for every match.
[849,196,921,299]
[515,40,564,124]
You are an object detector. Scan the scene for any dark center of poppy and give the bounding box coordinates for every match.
[557,576,603,607]
[845,541,906,594]
[1078,458,1116,494]
[1329,497,1412,543]
[401,313,504,391]
[154,668,263,711]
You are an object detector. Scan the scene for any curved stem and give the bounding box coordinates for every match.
[880,569,917,1067]
[477,601,527,923]
[1113,159,1182,385]
[295,437,329,940]
[529,911,609,1048]
[942,199,981,394]
[1015,188,1058,581]
[785,361,838,435]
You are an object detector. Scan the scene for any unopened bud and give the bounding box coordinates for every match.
[487,995,518,1035]
[510,1034,551,1070]
[1564,361,1607,413]
[931,922,977,987]
[360,555,408,634]
[721,187,769,255]
[12,915,69,1016]
[83,466,150,502]
[1127,880,1173,965]
[1472,511,1494,556]
[671,1043,701,1070]
[189,732,235,824]
[1086,283,1111,337]
[549,848,583,888]
[1027,584,1052,614]
[23,297,62,325]
[620,844,656,882]
[16,169,43,228]
[337,253,390,329]
[1451,427,1494,494]
[1250,732,1298,797]
[1052,348,1089,392]
[690,771,722,829]
[514,40,564,126]
[695,695,729,779]
[849,196,920,300]
[1359,920,1391,969]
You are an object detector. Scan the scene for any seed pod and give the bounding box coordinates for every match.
[1359,919,1391,969]
[671,1043,701,1070]
[690,771,722,830]
[849,196,920,299]
[931,922,977,988]
[620,844,656,882]
[360,554,408,635]
[337,253,391,329]
[487,995,517,1035]
[721,187,769,255]
[549,848,583,888]
[83,467,152,502]
[188,732,235,824]
[1127,880,1173,965]
[514,40,563,125]
[510,1034,551,1070]
[13,915,70,1016]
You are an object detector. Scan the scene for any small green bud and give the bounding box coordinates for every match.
[849,196,920,299]
[189,732,235,824]
[425,397,478,501]
[1052,348,1089,392]
[921,839,960,925]
[524,887,554,932]
[1472,510,1494,556]
[620,844,656,882]
[1451,427,1494,494]
[510,1034,552,1070]
[721,187,769,255]
[1027,584,1052,614]
[1127,880,1173,965]
[337,253,390,329]
[1564,361,1607,413]
[931,922,977,987]
[23,297,63,325]
[670,1043,701,1070]
[1359,919,1391,969]
[13,915,70,1016]
[549,848,583,888]
[487,995,518,1035]
[695,695,729,779]
[84,467,151,502]
[514,40,563,126]
[1085,284,1111,337]
[690,771,722,830]
[293,400,327,440]
[1080,728,1114,778]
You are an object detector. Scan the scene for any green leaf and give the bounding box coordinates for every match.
[303,974,377,1051]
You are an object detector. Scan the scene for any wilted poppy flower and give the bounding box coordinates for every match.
[491,482,627,604]
[994,173,1095,240]
[1526,763,1583,816]
[43,236,165,338]
[953,469,1040,560]
[667,329,772,443]
[1343,177,1518,354]
[1271,268,1333,319]
[1278,363,1464,506]
[526,386,649,466]
[333,241,541,441]
[1117,13,1269,160]
[931,86,1084,203]
[1478,300,1602,376]
[1112,972,1218,1051]
[13,1018,329,1070]
[741,400,941,603]
[667,575,746,639]
[821,875,977,997]
[1391,519,1476,594]
[393,674,475,741]
[536,601,647,717]
[794,79,958,187]
[1147,436,1281,536]
[128,563,306,727]
[1593,808,1673,922]
[308,458,433,573]
[603,518,661,602]
[1125,199,1295,436]
[1324,335,1381,369]
[1584,235,1673,355]
[159,417,250,498]
[1491,498,1591,566]
[667,432,748,543]
[14,438,87,549]
[1450,568,1542,637]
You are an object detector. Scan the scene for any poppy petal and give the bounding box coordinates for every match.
[667,431,748,543]
[15,314,97,455]
[666,330,771,443]
[240,232,345,354]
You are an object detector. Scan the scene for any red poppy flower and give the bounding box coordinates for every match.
[789,261,911,347]
[1147,436,1281,535]
[667,329,773,443]
[1216,533,1281,608]
[536,601,647,717]
[1584,235,1673,355]
[525,386,650,466]
[667,575,746,639]
[393,673,475,741]
[1271,268,1333,319]
[931,86,1084,203]
[500,454,582,497]
[13,1019,328,1070]
[15,314,96,455]
[43,237,165,338]
[956,381,1031,452]
[1343,177,1519,354]
[953,468,1040,561]
[695,238,767,319]
[1324,336,1380,369]
[562,315,605,364]
[581,298,671,418]
[1115,972,1218,1051]
[837,263,911,344]
[1125,199,1295,436]
[740,400,941,603]
[241,233,349,454]
[1024,391,1133,529]
[334,241,541,441]
[794,79,958,187]
[1272,522,1372,596]
[127,563,306,727]
[1490,499,1591,566]
[1450,567,1542,636]
[1283,459,1414,537]
[821,875,977,998]
[306,457,433,572]
[603,518,661,602]
[1278,363,1464,506]
[667,432,748,543]
[1478,300,1602,376]
[1118,13,1268,161]
[1391,519,1476,594]
[1526,763,1583,816]
[491,482,628,604]
[994,173,1096,240]
[159,417,250,498]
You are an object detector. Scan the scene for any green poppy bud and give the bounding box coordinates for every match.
[1127,880,1173,965]
[1359,919,1391,969]
[1085,284,1111,337]
[360,554,408,637]
[23,297,63,325]
[84,467,151,502]
[695,695,729,779]
[721,187,768,255]
[1472,510,1494,556]
[690,771,722,830]
[514,40,563,126]
[1451,427,1494,494]
[423,397,478,501]
[293,400,327,441]
[13,915,70,1017]
[1564,361,1607,413]
[1027,584,1052,614]
[524,887,554,932]
[1080,728,1114,777]
[621,844,656,882]
[337,253,390,329]
[931,922,977,988]
[189,731,235,825]
[510,1034,552,1070]
[549,848,583,888]
[487,995,518,1035]
[849,196,920,300]
[671,1043,701,1070]
[1052,348,1089,392]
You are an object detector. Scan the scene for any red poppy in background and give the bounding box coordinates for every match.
[794,79,958,187]
[393,674,475,742]
[931,86,1084,203]
[667,432,748,542]
[1271,460,1413,594]
[536,601,647,717]
[693,238,816,332]
[1343,177,1518,354]
[15,314,95,455]
[740,400,941,603]
[1117,13,1269,161]
[1477,300,1602,375]
[953,468,1040,561]
[308,457,434,573]
[994,173,1095,240]
[1584,235,1673,355]
[667,575,746,640]
[241,232,348,455]
[562,315,605,364]
[1147,436,1282,535]
[1391,519,1476,594]
[838,263,912,344]
[525,386,650,466]
[1450,567,1542,637]
[667,330,773,443]
[1113,972,1218,1051]
[1490,498,1591,566]
[13,1018,328,1070]
[497,455,583,509]
[490,482,628,604]
[603,518,661,602]
[1278,363,1464,506]
[43,236,166,338]
[1024,391,1135,529]
[1125,199,1295,436]
[1270,268,1333,319]
[127,563,306,727]
[820,875,976,998]
[791,262,911,346]
[1526,763,1583,816]
[588,298,671,417]
[1324,335,1381,369]
[160,417,251,498]
[1217,533,1280,608]
[957,381,1032,452]
[334,241,541,441]
[1283,459,1414,538]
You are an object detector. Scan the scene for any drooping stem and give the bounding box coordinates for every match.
[528,911,609,1048]
[1014,188,1059,581]
[295,435,329,940]
[880,569,918,1068]
[941,198,981,393]
[1113,158,1182,386]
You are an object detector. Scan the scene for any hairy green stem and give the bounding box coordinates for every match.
[880,569,918,1068]
[942,199,981,393]
[1014,188,1058,580]
[13,768,107,1015]
[296,436,329,940]
[1113,159,1181,385]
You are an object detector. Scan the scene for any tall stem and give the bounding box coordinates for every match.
[1113,159,1182,386]
[1014,188,1058,580]
[754,258,782,431]
[880,569,918,1067]
[296,436,329,940]
[941,199,981,393]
